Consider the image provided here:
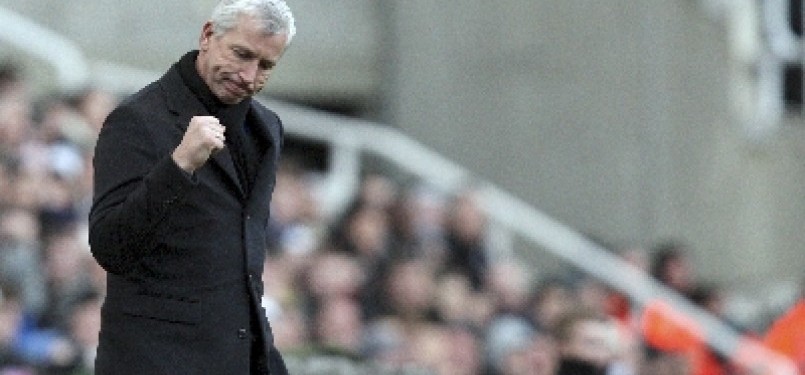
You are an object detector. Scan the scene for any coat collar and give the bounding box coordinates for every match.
[159,64,276,199]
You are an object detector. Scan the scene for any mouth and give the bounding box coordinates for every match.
[222,79,249,97]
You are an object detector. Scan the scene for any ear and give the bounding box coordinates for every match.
[199,21,215,51]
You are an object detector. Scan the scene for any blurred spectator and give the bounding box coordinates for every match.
[443,188,490,291]
[527,278,577,333]
[330,199,396,320]
[267,158,322,259]
[487,260,532,316]
[639,298,702,374]
[333,201,392,262]
[67,88,116,136]
[554,308,618,375]
[355,174,398,211]
[261,254,308,354]
[305,250,365,303]
[764,280,805,373]
[39,226,98,332]
[0,62,26,100]
[384,321,483,375]
[0,78,34,159]
[328,174,398,261]
[1,285,36,374]
[261,254,302,327]
[443,324,483,375]
[38,173,81,241]
[387,183,448,262]
[485,315,544,375]
[432,271,474,325]
[651,240,696,297]
[0,207,46,317]
[689,282,748,374]
[362,258,441,370]
[302,250,366,357]
[0,157,13,204]
[432,271,491,328]
[310,296,364,357]
[362,317,408,367]
[641,240,701,373]
[34,94,94,156]
[576,277,611,317]
[406,323,448,373]
[268,303,307,354]
[0,284,78,373]
[605,245,649,328]
[383,259,436,323]
[528,331,559,375]
[64,288,102,375]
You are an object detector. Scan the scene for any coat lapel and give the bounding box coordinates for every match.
[210,141,246,198]
[245,105,280,207]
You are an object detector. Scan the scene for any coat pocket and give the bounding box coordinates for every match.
[107,292,202,325]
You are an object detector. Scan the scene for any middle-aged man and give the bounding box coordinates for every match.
[88,1,295,374]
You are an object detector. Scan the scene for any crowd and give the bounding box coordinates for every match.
[2,61,108,375]
[1,60,803,375]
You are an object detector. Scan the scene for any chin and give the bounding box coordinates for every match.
[216,92,241,105]
[220,97,241,105]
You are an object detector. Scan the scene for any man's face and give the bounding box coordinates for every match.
[197,15,288,104]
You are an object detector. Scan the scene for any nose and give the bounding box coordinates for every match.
[238,61,260,84]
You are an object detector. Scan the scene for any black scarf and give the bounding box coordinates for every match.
[175,50,252,118]
[175,50,259,192]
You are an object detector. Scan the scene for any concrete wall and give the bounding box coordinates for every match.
[2,0,803,292]
[382,0,804,290]
[0,0,381,100]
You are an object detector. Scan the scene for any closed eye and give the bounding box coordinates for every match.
[231,46,275,70]
[232,46,252,60]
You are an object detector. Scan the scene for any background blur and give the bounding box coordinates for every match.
[2,0,804,374]
[4,0,803,296]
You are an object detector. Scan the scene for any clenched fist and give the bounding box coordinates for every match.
[172,116,226,173]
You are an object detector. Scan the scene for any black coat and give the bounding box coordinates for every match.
[89,63,287,375]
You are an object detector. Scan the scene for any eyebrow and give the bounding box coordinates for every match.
[233,45,276,70]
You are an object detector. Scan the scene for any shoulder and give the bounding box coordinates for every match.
[111,82,166,121]
[249,99,285,148]
[106,67,182,127]
[114,65,186,115]
[251,100,281,124]
[251,100,284,134]
[98,71,177,145]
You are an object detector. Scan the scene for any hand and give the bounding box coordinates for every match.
[172,116,226,173]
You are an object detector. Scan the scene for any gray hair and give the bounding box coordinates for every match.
[210,0,296,46]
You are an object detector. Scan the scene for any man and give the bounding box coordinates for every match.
[88,1,295,374]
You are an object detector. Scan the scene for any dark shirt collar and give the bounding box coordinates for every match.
[175,50,225,115]
[174,50,252,130]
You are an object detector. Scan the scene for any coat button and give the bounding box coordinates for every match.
[238,328,247,339]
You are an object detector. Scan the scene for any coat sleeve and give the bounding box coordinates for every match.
[88,104,197,275]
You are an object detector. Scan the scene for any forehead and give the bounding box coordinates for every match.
[220,14,268,36]
[217,15,288,57]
